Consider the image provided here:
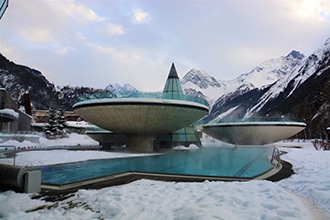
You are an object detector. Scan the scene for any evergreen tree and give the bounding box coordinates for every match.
[45,107,58,139]
[44,106,68,139]
[57,106,68,138]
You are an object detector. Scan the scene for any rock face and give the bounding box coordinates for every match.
[0,53,106,110]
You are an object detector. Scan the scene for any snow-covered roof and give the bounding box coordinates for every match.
[0,108,19,121]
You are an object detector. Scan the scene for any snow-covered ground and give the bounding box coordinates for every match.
[0,135,329,220]
[0,133,99,150]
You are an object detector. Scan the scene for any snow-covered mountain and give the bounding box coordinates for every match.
[105,83,138,96]
[181,69,225,104]
[245,40,330,117]
[236,50,305,88]
[201,38,329,125]
[181,50,305,105]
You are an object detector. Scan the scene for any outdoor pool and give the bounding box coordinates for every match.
[41,146,274,185]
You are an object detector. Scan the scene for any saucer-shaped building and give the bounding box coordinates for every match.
[73,63,209,152]
[202,119,306,145]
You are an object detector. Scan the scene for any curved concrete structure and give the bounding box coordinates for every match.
[74,98,207,134]
[74,98,208,152]
[202,121,306,145]
[73,64,209,152]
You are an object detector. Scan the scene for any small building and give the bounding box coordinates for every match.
[32,110,80,123]
[0,88,32,133]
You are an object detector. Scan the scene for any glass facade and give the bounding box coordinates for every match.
[0,0,8,19]
[162,77,186,100]
[77,91,208,107]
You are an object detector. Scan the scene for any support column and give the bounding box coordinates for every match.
[126,135,156,152]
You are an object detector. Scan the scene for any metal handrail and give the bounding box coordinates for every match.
[208,118,303,124]
[76,91,209,107]
[270,147,281,168]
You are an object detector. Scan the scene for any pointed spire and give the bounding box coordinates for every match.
[168,63,179,79]
[162,63,186,100]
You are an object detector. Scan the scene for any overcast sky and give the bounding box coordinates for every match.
[1,0,330,91]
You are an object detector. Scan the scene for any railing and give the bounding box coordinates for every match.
[0,131,40,135]
[0,145,17,165]
[76,91,209,107]
[270,147,281,168]
[208,117,302,124]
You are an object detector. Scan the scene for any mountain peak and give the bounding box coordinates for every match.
[104,83,121,92]
[234,50,305,89]
[181,69,221,89]
[104,83,138,94]
[286,50,305,60]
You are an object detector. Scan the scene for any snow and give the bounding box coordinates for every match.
[181,50,305,108]
[182,80,224,104]
[0,137,330,220]
[104,83,138,94]
[64,121,90,128]
[181,38,329,120]
[245,38,330,117]
[0,108,19,119]
[277,146,330,217]
[214,105,240,120]
[236,51,304,89]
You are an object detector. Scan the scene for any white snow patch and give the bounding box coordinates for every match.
[215,105,240,119]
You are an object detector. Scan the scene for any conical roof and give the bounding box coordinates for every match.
[162,63,186,100]
[168,63,179,79]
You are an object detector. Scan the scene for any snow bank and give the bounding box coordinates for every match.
[38,133,99,147]
[278,147,330,217]
[0,180,312,220]
[0,133,98,148]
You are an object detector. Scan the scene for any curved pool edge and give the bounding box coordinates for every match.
[253,162,283,180]
[40,162,286,192]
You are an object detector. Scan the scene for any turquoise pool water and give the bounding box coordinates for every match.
[41,147,274,185]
